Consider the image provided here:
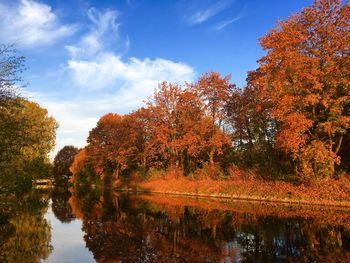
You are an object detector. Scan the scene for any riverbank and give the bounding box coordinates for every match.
[119,177,350,207]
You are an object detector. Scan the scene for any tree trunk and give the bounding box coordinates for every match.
[209,149,214,165]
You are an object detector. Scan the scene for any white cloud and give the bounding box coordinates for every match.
[0,0,76,47]
[214,15,241,31]
[24,6,196,156]
[65,7,195,91]
[67,53,195,91]
[186,0,233,25]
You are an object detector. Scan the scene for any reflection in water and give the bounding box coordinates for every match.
[1,187,350,262]
[51,187,76,223]
[68,188,350,262]
[0,191,52,263]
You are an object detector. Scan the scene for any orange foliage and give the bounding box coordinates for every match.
[69,148,88,183]
[250,0,350,177]
[71,0,350,185]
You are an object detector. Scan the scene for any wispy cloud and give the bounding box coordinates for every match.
[0,0,76,47]
[214,14,242,31]
[126,0,137,8]
[186,0,233,25]
[65,7,195,91]
[65,7,119,58]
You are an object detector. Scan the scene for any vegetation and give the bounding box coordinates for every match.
[71,0,350,196]
[0,45,56,262]
[0,0,349,261]
[53,146,80,185]
[0,45,57,194]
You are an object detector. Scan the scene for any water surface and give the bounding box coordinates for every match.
[1,188,350,262]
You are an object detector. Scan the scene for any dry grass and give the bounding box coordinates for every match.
[132,175,350,207]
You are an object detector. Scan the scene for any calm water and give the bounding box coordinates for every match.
[1,188,350,262]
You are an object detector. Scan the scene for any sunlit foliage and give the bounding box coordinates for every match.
[71,0,350,184]
[0,46,58,193]
[250,0,350,177]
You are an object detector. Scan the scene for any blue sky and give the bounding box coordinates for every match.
[0,0,313,155]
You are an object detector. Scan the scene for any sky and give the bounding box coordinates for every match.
[0,0,314,155]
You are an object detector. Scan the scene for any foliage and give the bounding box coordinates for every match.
[70,0,350,185]
[0,46,58,194]
[250,0,350,177]
[71,74,232,184]
[0,98,58,193]
[53,146,80,185]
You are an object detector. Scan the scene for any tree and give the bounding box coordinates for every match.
[0,44,24,101]
[16,99,58,161]
[0,45,58,192]
[86,113,143,183]
[53,146,80,185]
[224,84,278,171]
[0,45,25,173]
[0,98,58,193]
[147,81,231,173]
[193,72,233,165]
[250,0,350,177]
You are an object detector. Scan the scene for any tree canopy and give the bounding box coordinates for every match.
[71,0,350,185]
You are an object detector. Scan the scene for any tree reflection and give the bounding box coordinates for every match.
[51,187,76,223]
[0,191,52,263]
[69,189,350,262]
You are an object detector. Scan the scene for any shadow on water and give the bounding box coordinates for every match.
[1,185,350,262]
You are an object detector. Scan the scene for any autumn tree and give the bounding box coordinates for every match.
[0,98,58,192]
[225,85,269,167]
[16,99,58,161]
[122,108,154,170]
[53,146,80,185]
[193,72,233,165]
[0,45,58,192]
[70,148,89,184]
[86,113,123,182]
[0,45,25,172]
[147,81,231,173]
[250,0,350,177]
[86,113,148,183]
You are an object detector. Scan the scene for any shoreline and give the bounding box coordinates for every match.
[114,178,350,208]
[115,188,350,208]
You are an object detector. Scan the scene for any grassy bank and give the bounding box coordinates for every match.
[120,176,350,207]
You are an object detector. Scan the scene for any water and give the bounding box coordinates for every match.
[1,188,350,262]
